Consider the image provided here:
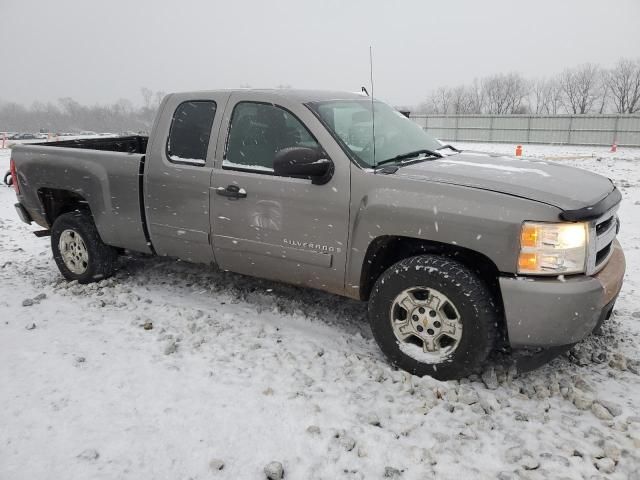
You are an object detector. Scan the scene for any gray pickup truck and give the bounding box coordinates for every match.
[9,89,625,379]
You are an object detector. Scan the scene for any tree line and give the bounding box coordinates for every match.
[3,60,640,133]
[418,58,640,115]
[0,88,165,133]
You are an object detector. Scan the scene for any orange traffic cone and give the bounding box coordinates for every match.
[515,145,523,156]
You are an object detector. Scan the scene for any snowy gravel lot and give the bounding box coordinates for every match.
[1,143,640,479]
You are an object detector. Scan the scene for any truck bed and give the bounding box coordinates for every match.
[11,142,152,254]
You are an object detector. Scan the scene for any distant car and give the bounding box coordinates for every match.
[79,131,97,136]
[9,133,37,140]
[35,133,48,139]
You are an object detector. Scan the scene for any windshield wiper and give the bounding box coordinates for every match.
[436,144,461,153]
[375,149,443,168]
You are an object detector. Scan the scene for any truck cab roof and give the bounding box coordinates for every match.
[166,89,367,104]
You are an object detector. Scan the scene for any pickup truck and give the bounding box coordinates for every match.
[9,89,626,380]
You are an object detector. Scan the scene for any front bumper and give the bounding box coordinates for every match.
[500,240,625,348]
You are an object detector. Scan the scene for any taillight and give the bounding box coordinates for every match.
[10,158,19,194]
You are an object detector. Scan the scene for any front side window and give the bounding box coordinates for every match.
[224,102,320,173]
[167,101,217,165]
[308,99,442,168]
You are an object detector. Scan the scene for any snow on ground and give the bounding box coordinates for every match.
[452,141,640,161]
[1,144,640,479]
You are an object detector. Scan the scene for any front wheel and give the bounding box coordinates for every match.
[51,211,117,284]
[368,255,499,380]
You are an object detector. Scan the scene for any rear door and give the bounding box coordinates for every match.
[145,92,230,263]
[210,91,351,295]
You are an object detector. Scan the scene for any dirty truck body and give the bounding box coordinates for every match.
[10,89,625,379]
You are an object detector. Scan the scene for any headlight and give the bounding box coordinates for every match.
[518,221,588,275]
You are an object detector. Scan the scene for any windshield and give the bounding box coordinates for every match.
[308,99,442,167]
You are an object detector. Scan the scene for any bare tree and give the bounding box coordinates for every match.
[529,78,564,114]
[467,78,485,114]
[597,81,609,114]
[482,73,528,114]
[450,85,475,114]
[606,58,640,114]
[529,78,545,114]
[559,63,604,114]
[547,78,564,114]
[418,59,640,116]
[114,98,134,115]
[429,87,453,114]
[140,87,153,109]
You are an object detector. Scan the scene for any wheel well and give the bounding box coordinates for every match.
[359,235,507,345]
[38,188,91,226]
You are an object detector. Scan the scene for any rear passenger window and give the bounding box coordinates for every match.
[167,101,217,165]
[224,102,320,173]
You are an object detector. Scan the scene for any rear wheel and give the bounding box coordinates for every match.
[368,255,499,380]
[51,211,117,283]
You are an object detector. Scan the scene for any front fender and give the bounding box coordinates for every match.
[345,175,562,295]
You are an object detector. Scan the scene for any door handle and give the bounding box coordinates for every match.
[216,185,247,199]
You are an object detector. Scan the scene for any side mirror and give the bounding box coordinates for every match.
[273,147,334,185]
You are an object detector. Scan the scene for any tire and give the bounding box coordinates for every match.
[51,211,117,284]
[368,255,499,380]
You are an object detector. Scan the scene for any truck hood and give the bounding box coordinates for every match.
[394,151,614,211]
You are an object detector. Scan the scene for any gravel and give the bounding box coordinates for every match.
[573,389,595,410]
[264,461,284,480]
[481,368,499,390]
[163,340,177,355]
[591,402,614,420]
[609,353,628,371]
[339,435,356,452]
[384,466,402,478]
[521,455,540,470]
[598,400,622,417]
[208,459,225,471]
[595,457,616,474]
[76,449,99,461]
[457,386,480,405]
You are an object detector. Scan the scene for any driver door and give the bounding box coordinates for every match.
[210,92,350,295]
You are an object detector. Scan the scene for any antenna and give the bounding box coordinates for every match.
[369,46,376,170]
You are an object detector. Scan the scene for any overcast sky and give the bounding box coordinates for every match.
[1,0,639,107]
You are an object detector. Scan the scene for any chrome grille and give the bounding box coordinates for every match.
[586,207,619,275]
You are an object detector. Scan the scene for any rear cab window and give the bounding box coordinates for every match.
[167,101,217,166]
